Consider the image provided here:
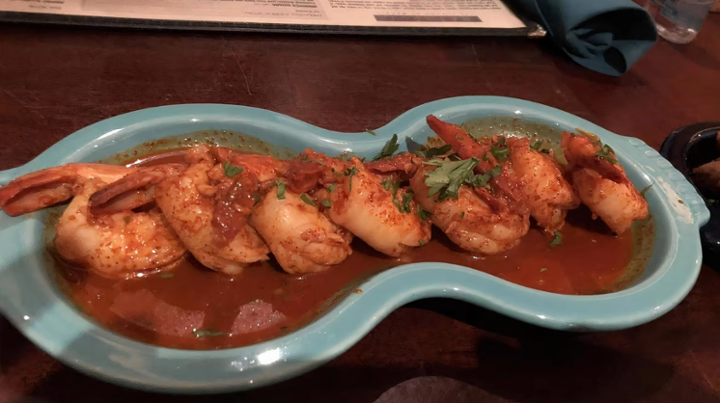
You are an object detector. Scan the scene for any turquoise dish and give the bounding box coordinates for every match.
[0,96,708,393]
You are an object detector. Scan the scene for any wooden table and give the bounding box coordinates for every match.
[1,17,720,403]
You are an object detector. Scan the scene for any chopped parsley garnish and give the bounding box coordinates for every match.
[380,174,412,214]
[595,144,618,165]
[300,193,316,207]
[345,167,359,191]
[276,179,286,200]
[418,239,426,246]
[639,184,653,198]
[123,216,131,224]
[424,158,479,200]
[550,231,563,248]
[222,161,244,178]
[326,183,337,193]
[372,134,399,161]
[465,165,502,188]
[380,175,396,192]
[490,137,509,162]
[399,190,414,213]
[158,272,174,278]
[414,144,452,159]
[366,129,378,136]
[322,198,332,208]
[193,329,225,338]
[417,207,432,222]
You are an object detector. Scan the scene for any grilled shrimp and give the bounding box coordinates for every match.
[213,147,353,273]
[507,137,580,232]
[297,154,430,257]
[426,115,529,215]
[0,164,186,278]
[251,189,352,273]
[153,146,270,275]
[561,132,648,234]
[410,164,529,254]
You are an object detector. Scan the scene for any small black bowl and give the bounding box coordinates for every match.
[660,122,720,268]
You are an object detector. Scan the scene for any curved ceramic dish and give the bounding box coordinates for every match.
[0,97,708,394]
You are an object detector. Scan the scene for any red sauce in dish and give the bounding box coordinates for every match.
[54,150,637,350]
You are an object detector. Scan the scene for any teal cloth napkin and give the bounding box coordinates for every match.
[509,0,658,76]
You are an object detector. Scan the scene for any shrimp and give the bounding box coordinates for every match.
[212,147,354,273]
[251,189,352,273]
[410,164,529,254]
[153,146,270,275]
[507,137,580,232]
[0,164,186,279]
[323,157,431,257]
[426,115,528,215]
[561,132,649,234]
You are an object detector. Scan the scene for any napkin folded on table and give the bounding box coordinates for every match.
[507,0,658,76]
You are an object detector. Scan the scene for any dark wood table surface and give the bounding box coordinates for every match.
[1,15,720,403]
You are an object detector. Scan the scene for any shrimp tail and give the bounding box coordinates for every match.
[561,132,627,184]
[426,115,481,160]
[0,163,132,217]
[88,164,186,215]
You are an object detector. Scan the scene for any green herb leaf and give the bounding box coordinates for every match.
[300,193,316,207]
[222,161,244,178]
[550,231,563,248]
[490,137,509,162]
[531,140,544,151]
[322,198,332,208]
[193,329,225,338]
[381,175,395,191]
[417,207,432,222]
[372,134,399,161]
[123,216,131,224]
[366,129,378,136]
[424,158,479,200]
[595,144,618,165]
[418,239,426,246]
[465,165,502,188]
[415,144,452,159]
[158,272,174,278]
[400,190,414,213]
[345,167,359,191]
[639,184,653,198]
[326,184,337,193]
[276,179,286,200]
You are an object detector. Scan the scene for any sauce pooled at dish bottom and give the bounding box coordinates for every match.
[53,151,638,350]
